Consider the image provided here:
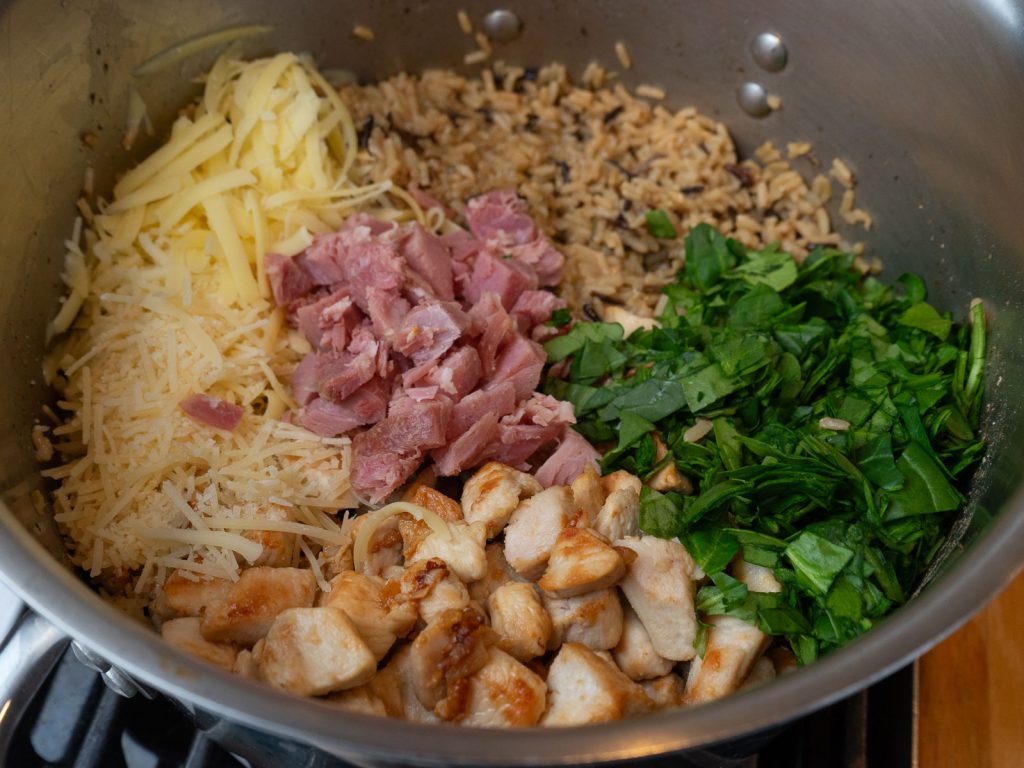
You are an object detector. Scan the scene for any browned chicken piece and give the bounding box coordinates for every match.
[349,513,404,577]
[487,582,552,662]
[318,528,355,582]
[406,520,488,583]
[408,606,495,720]
[258,607,377,696]
[601,304,659,337]
[641,673,687,709]
[467,542,525,602]
[321,570,417,659]
[161,617,237,670]
[200,566,317,646]
[646,435,693,494]
[162,570,232,617]
[540,642,654,726]
[460,647,548,727]
[570,465,606,525]
[461,462,543,539]
[740,656,776,690]
[616,536,699,661]
[236,502,299,567]
[767,646,798,676]
[405,484,464,522]
[373,645,441,723]
[418,569,473,626]
[326,686,389,717]
[593,472,642,541]
[732,559,783,593]
[537,526,626,598]
[398,516,432,560]
[682,615,770,705]
[503,486,573,580]
[232,648,258,679]
[612,604,675,681]
[543,587,624,651]
[382,558,450,606]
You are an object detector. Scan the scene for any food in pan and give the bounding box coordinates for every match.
[38,46,985,727]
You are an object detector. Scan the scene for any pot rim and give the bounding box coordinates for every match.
[2,485,1022,765]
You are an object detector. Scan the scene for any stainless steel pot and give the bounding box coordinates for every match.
[2,0,1023,764]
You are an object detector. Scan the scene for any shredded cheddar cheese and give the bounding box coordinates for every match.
[44,53,414,599]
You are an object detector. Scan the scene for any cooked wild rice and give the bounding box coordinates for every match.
[342,61,871,313]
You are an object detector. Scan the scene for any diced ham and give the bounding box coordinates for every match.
[465,189,537,246]
[351,436,424,502]
[510,240,565,287]
[513,392,577,427]
[341,212,399,238]
[296,235,346,286]
[366,287,411,338]
[535,429,601,487]
[295,290,361,351]
[486,335,546,400]
[392,302,469,365]
[441,229,482,265]
[315,349,378,404]
[179,394,244,431]
[468,293,516,379]
[299,379,389,437]
[488,424,563,468]
[423,346,483,399]
[431,412,501,477]
[264,253,314,305]
[511,290,566,332]
[290,354,319,407]
[448,381,517,439]
[385,396,452,454]
[338,233,407,314]
[400,224,455,300]
[465,250,538,311]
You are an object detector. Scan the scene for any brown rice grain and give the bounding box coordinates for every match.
[457,9,472,34]
[614,41,633,70]
[830,158,855,188]
[463,49,488,66]
[352,25,374,41]
[475,31,492,56]
[787,142,812,159]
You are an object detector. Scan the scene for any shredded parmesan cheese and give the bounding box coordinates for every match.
[352,502,451,572]
[45,54,404,597]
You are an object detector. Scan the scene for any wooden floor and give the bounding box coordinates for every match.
[917,569,1024,767]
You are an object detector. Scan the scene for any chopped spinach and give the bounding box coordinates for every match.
[544,225,987,663]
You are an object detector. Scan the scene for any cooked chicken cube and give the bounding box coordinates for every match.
[418,569,473,626]
[570,465,606,525]
[503,486,573,580]
[258,607,377,696]
[350,513,404,577]
[612,605,675,681]
[541,642,653,726]
[237,502,299,568]
[537,526,626,598]
[593,472,641,541]
[647,435,693,494]
[682,615,770,705]
[460,648,548,727]
[383,558,449,605]
[200,567,317,646]
[406,520,488,583]
[740,656,776,690]
[462,462,543,539]
[232,648,258,679]
[405,483,464,522]
[326,685,389,717]
[409,606,495,720]
[161,617,237,670]
[467,542,525,602]
[733,559,783,593]
[602,305,659,337]
[641,673,687,709]
[543,588,623,651]
[375,645,441,723]
[162,571,232,617]
[318,534,355,582]
[487,582,552,661]
[321,570,416,659]
[616,536,699,661]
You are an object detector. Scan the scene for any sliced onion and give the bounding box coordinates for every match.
[352,501,451,572]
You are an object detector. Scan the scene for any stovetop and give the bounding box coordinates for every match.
[0,579,915,768]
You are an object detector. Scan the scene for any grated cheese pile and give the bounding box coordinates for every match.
[43,53,422,601]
